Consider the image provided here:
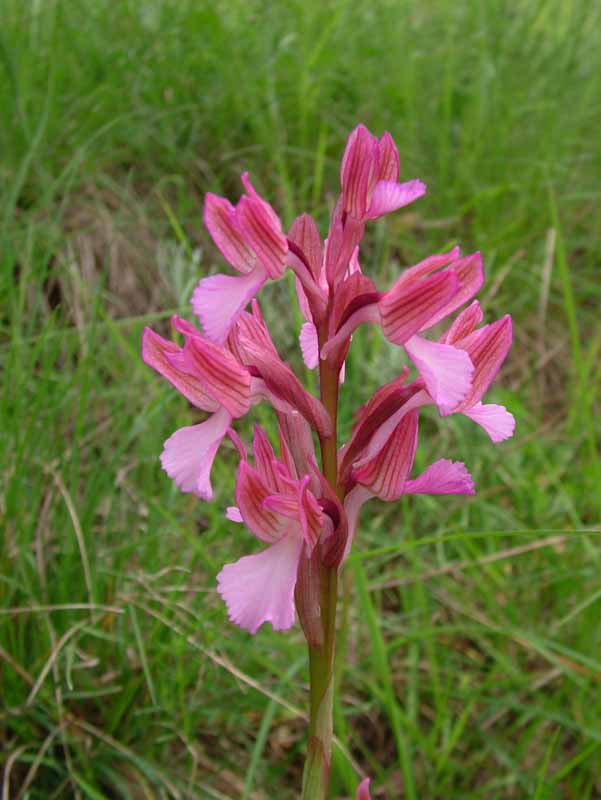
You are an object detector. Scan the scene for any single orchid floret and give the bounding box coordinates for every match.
[142,317,252,499]
[216,425,325,633]
[192,173,289,345]
[320,247,483,414]
[356,777,372,800]
[340,124,426,222]
[344,454,476,560]
[438,301,515,440]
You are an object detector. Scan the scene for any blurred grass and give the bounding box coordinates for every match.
[1,0,601,797]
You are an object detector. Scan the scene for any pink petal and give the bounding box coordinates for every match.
[251,424,285,492]
[463,402,515,442]
[299,322,319,369]
[217,532,304,633]
[191,267,267,345]
[339,372,414,481]
[319,270,380,363]
[262,478,322,552]
[348,245,362,275]
[455,315,512,410]
[236,461,287,543]
[305,461,348,568]
[160,406,231,499]
[404,459,475,495]
[376,132,400,182]
[325,205,365,287]
[366,178,426,219]
[353,389,430,469]
[233,301,279,361]
[141,327,219,412]
[353,410,419,501]
[423,252,484,329]
[277,412,318,485]
[442,300,484,344]
[226,427,247,461]
[356,777,372,800]
[288,213,323,279]
[395,247,461,288]
[296,477,323,550]
[340,124,379,219]
[170,314,202,339]
[294,277,312,322]
[404,335,474,415]
[226,506,243,522]
[180,335,251,418]
[238,174,288,279]
[203,193,256,274]
[379,270,459,345]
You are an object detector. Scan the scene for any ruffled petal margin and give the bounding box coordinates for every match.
[217,532,304,633]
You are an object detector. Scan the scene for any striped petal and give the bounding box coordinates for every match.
[380,270,459,345]
[454,315,512,410]
[235,461,287,543]
[204,193,256,274]
[141,327,218,412]
[340,124,379,219]
[238,173,288,279]
[353,410,419,501]
[180,334,251,418]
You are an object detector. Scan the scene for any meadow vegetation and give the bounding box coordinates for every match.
[2,0,601,797]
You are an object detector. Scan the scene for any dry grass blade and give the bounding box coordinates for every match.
[26,619,89,707]
[16,725,66,800]
[2,745,29,800]
[0,644,34,686]
[49,467,94,607]
[0,604,123,616]
[371,534,567,590]
[68,716,182,799]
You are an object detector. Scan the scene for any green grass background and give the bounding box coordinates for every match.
[2,0,600,797]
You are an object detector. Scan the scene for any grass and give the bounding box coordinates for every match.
[1,0,601,797]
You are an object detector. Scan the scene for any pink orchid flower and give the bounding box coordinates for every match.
[319,247,484,414]
[141,316,251,499]
[341,124,426,222]
[193,173,289,345]
[217,425,325,633]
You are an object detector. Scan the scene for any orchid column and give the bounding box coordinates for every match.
[142,124,514,799]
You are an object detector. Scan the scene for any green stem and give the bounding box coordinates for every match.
[301,337,341,800]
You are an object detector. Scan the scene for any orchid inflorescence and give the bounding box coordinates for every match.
[142,124,514,799]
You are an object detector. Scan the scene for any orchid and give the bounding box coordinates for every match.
[142,123,514,799]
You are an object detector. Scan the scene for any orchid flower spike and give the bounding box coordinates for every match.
[143,121,514,800]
